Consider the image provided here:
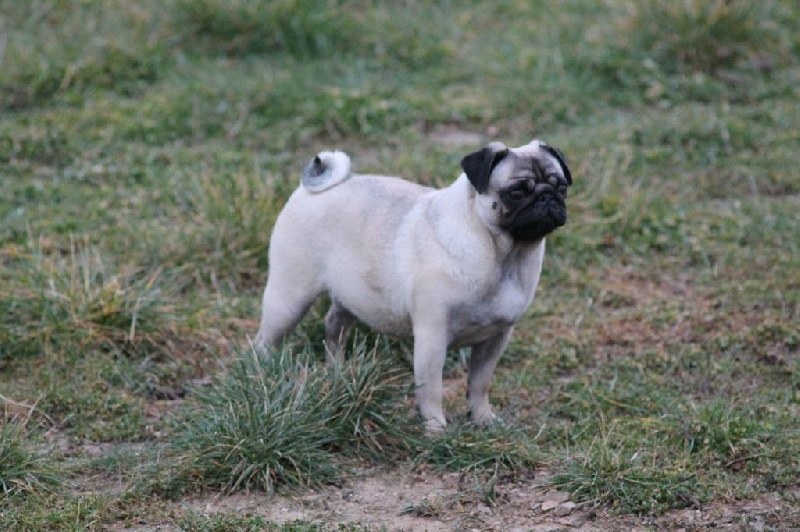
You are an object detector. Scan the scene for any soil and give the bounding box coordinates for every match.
[180,468,800,531]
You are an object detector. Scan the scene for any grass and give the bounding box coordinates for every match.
[413,422,538,474]
[1,0,799,528]
[0,417,62,496]
[552,425,700,515]
[169,339,416,495]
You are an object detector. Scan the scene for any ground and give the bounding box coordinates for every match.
[1,1,799,530]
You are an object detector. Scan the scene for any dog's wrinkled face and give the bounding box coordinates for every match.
[461,140,572,242]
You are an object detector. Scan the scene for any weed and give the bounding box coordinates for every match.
[0,417,62,496]
[414,422,538,473]
[0,1,170,108]
[170,163,283,289]
[552,424,700,515]
[169,0,359,58]
[171,340,415,494]
[0,238,187,360]
[618,1,789,75]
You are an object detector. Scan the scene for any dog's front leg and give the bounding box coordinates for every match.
[412,319,449,433]
[467,327,513,426]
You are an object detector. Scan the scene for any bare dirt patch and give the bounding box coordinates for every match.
[179,470,800,531]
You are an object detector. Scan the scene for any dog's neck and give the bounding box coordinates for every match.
[431,175,540,261]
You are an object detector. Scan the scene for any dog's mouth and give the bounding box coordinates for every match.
[500,185,568,242]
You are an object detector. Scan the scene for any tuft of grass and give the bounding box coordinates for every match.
[323,337,419,459]
[618,1,789,76]
[591,0,798,106]
[170,164,285,289]
[169,0,359,58]
[0,0,170,109]
[680,401,774,460]
[171,347,340,494]
[414,422,538,474]
[171,339,416,494]
[0,238,187,360]
[0,417,62,496]
[551,425,699,515]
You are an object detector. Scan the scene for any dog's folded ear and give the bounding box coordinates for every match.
[461,142,509,194]
[540,143,572,186]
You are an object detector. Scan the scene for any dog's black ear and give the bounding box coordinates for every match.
[460,142,509,194]
[541,143,572,186]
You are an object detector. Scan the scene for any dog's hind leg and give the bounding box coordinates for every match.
[324,299,356,365]
[254,276,321,352]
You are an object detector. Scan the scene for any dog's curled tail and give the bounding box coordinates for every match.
[301,151,351,193]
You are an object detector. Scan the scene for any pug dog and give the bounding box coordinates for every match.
[255,139,572,432]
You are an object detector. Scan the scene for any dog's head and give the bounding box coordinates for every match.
[461,140,572,242]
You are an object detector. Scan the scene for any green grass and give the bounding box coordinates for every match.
[169,340,416,495]
[413,422,538,474]
[552,427,700,515]
[0,418,62,496]
[1,0,799,528]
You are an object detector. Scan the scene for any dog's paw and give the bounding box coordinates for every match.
[423,416,447,435]
[469,407,500,428]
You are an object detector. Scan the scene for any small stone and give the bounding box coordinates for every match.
[541,499,559,512]
[554,501,577,517]
[476,504,493,516]
[542,490,571,504]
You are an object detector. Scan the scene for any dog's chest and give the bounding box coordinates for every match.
[448,271,536,347]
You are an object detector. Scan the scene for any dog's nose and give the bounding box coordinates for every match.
[540,174,568,198]
[533,183,553,196]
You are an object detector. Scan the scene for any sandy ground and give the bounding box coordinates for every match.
[181,467,800,531]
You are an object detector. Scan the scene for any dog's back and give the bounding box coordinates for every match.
[265,152,435,336]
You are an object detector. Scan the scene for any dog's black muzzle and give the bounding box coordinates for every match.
[500,184,568,242]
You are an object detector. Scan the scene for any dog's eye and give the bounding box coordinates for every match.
[506,189,527,201]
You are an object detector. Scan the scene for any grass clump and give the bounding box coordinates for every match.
[0,238,185,360]
[171,164,285,289]
[0,0,170,109]
[0,417,62,496]
[680,401,774,460]
[593,0,798,105]
[551,428,699,515]
[169,0,359,58]
[171,340,416,494]
[414,422,538,474]
[617,0,789,76]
